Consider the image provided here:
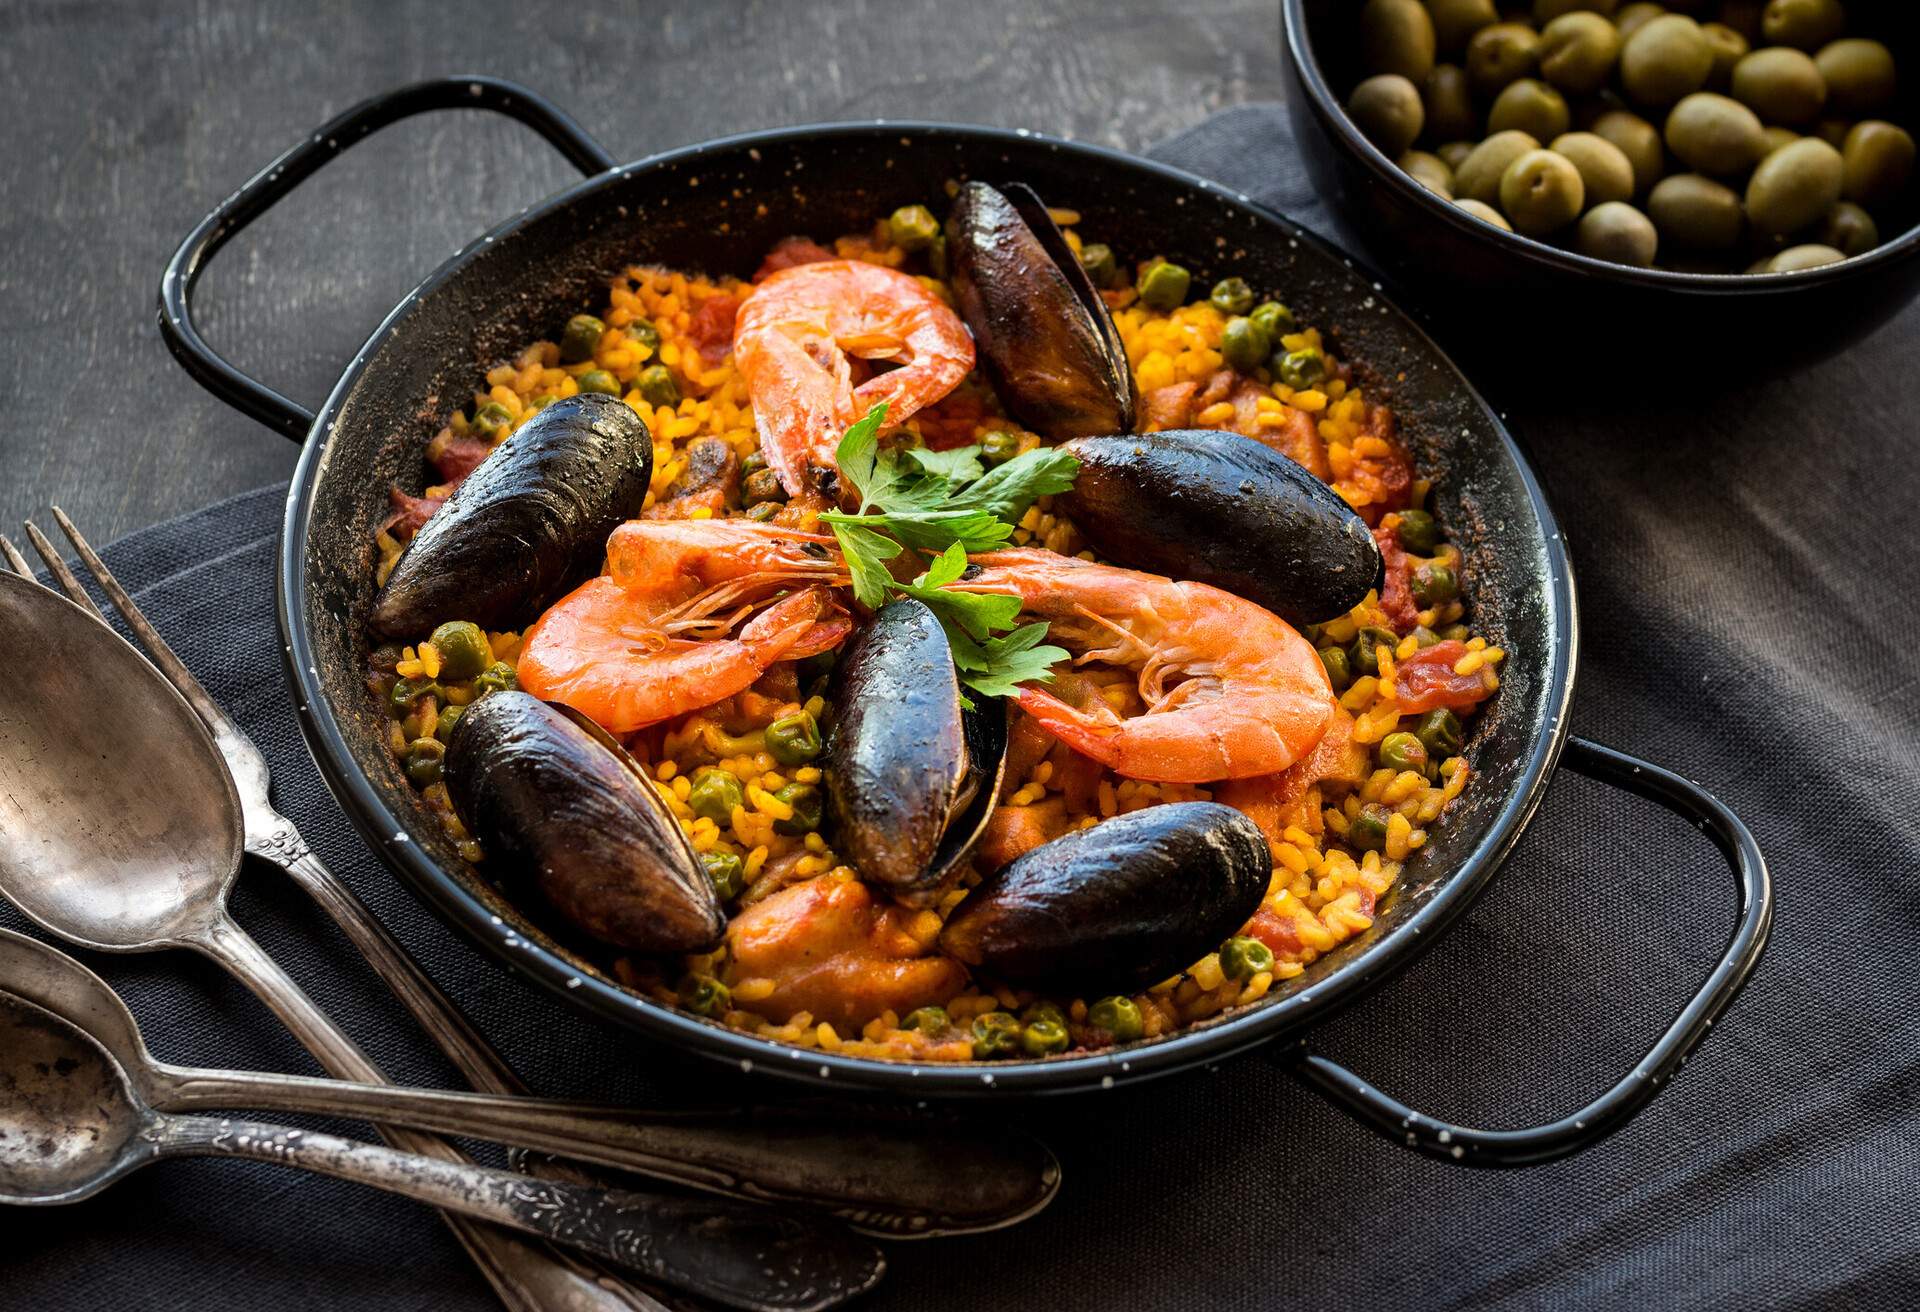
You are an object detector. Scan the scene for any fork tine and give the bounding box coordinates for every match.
[0,534,31,577]
[23,521,102,615]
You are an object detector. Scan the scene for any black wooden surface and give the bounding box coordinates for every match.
[0,0,1277,540]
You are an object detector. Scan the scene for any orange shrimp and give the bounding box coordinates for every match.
[517,521,851,733]
[731,259,974,498]
[957,549,1338,783]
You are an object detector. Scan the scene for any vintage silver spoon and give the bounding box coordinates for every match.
[0,571,882,1310]
[0,926,1057,1236]
[0,990,880,1311]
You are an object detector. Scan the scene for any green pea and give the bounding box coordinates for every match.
[637,365,681,408]
[434,704,465,745]
[743,468,787,507]
[1415,708,1465,760]
[1136,259,1192,311]
[429,620,492,681]
[1411,625,1442,649]
[1021,1001,1068,1030]
[626,318,661,352]
[1347,802,1393,851]
[766,711,823,766]
[404,736,446,786]
[1319,645,1353,692]
[1276,347,1328,390]
[902,1005,950,1034]
[1438,622,1470,641]
[1219,935,1275,981]
[526,394,559,414]
[559,314,605,364]
[389,676,440,714]
[888,204,940,251]
[1020,1019,1070,1056]
[1250,301,1296,339]
[577,369,620,396]
[473,662,518,697]
[1221,316,1272,373]
[1395,508,1442,553]
[1377,731,1432,775]
[981,430,1024,465]
[1209,277,1255,315]
[470,401,514,440]
[971,1011,1022,1058]
[797,650,838,693]
[772,782,823,835]
[679,975,731,1018]
[928,232,949,279]
[1087,995,1144,1042]
[1413,562,1460,605]
[1078,242,1119,288]
[688,769,745,825]
[744,501,781,522]
[702,851,746,901]
[1348,626,1399,677]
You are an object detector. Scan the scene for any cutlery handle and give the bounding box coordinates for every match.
[150,1114,882,1312]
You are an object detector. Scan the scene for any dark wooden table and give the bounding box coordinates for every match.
[0,0,1278,542]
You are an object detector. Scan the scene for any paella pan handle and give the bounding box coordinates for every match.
[1283,735,1771,1168]
[158,76,617,442]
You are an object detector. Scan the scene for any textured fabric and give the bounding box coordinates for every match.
[7,106,1919,1310]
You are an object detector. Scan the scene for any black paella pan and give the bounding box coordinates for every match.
[159,77,1771,1164]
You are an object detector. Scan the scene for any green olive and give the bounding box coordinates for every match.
[626,317,661,352]
[577,368,620,396]
[743,468,787,506]
[888,204,940,250]
[1841,121,1915,206]
[1700,23,1750,88]
[1489,78,1573,141]
[1319,644,1354,692]
[1412,562,1461,605]
[404,736,446,786]
[1551,132,1638,205]
[1591,110,1667,193]
[1647,172,1746,247]
[688,769,745,825]
[1424,64,1480,143]
[1346,802,1393,852]
[473,662,517,697]
[1221,315,1273,372]
[433,703,465,745]
[901,1005,950,1033]
[559,313,605,364]
[1720,0,1765,42]
[1414,708,1466,760]
[1576,201,1662,265]
[1399,149,1456,198]
[1087,996,1145,1042]
[428,620,492,681]
[1760,0,1845,51]
[981,430,1025,465]
[1614,3,1667,44]
[1761,125,1802,153]
[1538,13,1623,96]
[771,782,822,835]
[765,711,823,765]
[679,975,731,1018]
[1348,74,1427,157]
[1219,935,1276,981]
[703,851,746,901]
[470,400,514,440]
[1361,0,1437,82]
[1500,149,1587,234]
[637,365,680,408]
[389,675,440,714]
[1456,129,1543,203]
[1209,276,1256,315]
[1395,507,1442,552]
[1349,625,1400,678]
[1019,1018,1070,1056]
[1136,258,1193,310]
[1815,117,1854,147]
[1730,47,1827,125]
[1814,39,1896,116]
[1250,300,1297,339]
[1377,731,1432,775]
[1466,22,1542,98]
[971,1011,1022,1058]
[1745,136,1843,236]
[1665,92,1767,173]
[1078,242,1121,288]
[1437,139,1478,171]
[1621,14,1713,107]
[1535,0,1616,17]
[1427,0,1500,56]
[1764,242,1847,271]
[1456,198,1515,230]
[1275,347,1327,390]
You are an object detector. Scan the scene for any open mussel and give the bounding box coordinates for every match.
[445,690,724,953]
[372,392,652,636]
[939,802,1268,992]
[947,181,1137,441]
[825,599,1007,908]
[1056,430,1383,628]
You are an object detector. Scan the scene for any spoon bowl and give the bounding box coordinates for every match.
[0,993,153,1205]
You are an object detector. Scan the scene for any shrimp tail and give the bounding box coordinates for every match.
[1013,685,1126,771]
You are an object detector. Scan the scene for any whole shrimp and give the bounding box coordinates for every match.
[957,549,1337,783]
[731,259,974,499]
[517,520,851,733]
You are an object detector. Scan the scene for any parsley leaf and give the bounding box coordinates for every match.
[903,443,985,484]
[947,446,1081,522]
[962,623,1070,700]
[829,522,902,610]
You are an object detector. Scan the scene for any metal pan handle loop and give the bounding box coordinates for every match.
[158,76,616,442]
[1283,735,1772,1167]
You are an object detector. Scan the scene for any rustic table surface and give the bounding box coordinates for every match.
[0,0,1275,540]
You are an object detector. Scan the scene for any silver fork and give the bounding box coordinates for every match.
[11,513,687,1312]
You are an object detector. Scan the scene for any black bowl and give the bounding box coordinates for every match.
[1281,0,1920,372]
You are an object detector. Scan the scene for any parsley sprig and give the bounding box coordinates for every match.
[819,403,1073,701]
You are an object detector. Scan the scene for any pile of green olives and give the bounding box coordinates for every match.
[1346,0,1912,273]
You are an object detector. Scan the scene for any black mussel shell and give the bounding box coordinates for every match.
[948,181,1137,441]
[826,599,1007,908]
[1057,431,1383,628]
[445,691,724,953]
[372,393,652,636]
[940,802,1269,992]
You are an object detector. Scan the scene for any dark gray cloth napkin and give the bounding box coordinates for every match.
[8,105,1919,1311]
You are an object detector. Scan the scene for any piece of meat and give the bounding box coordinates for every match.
[752,236,837,283]
[1373,523,1420,633]
[1141,381,1198,430]
[975,798,1073,872]
[1395,640,1498,714]
[381,486,446,537]
[687,293,740,364]
[725,875,968,1028]
[642,437,741,520]
[426,429,493,486]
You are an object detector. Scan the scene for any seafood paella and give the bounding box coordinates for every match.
[364,182,1503,1064]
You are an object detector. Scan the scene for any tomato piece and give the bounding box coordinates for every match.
[1395,640,1496,713]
